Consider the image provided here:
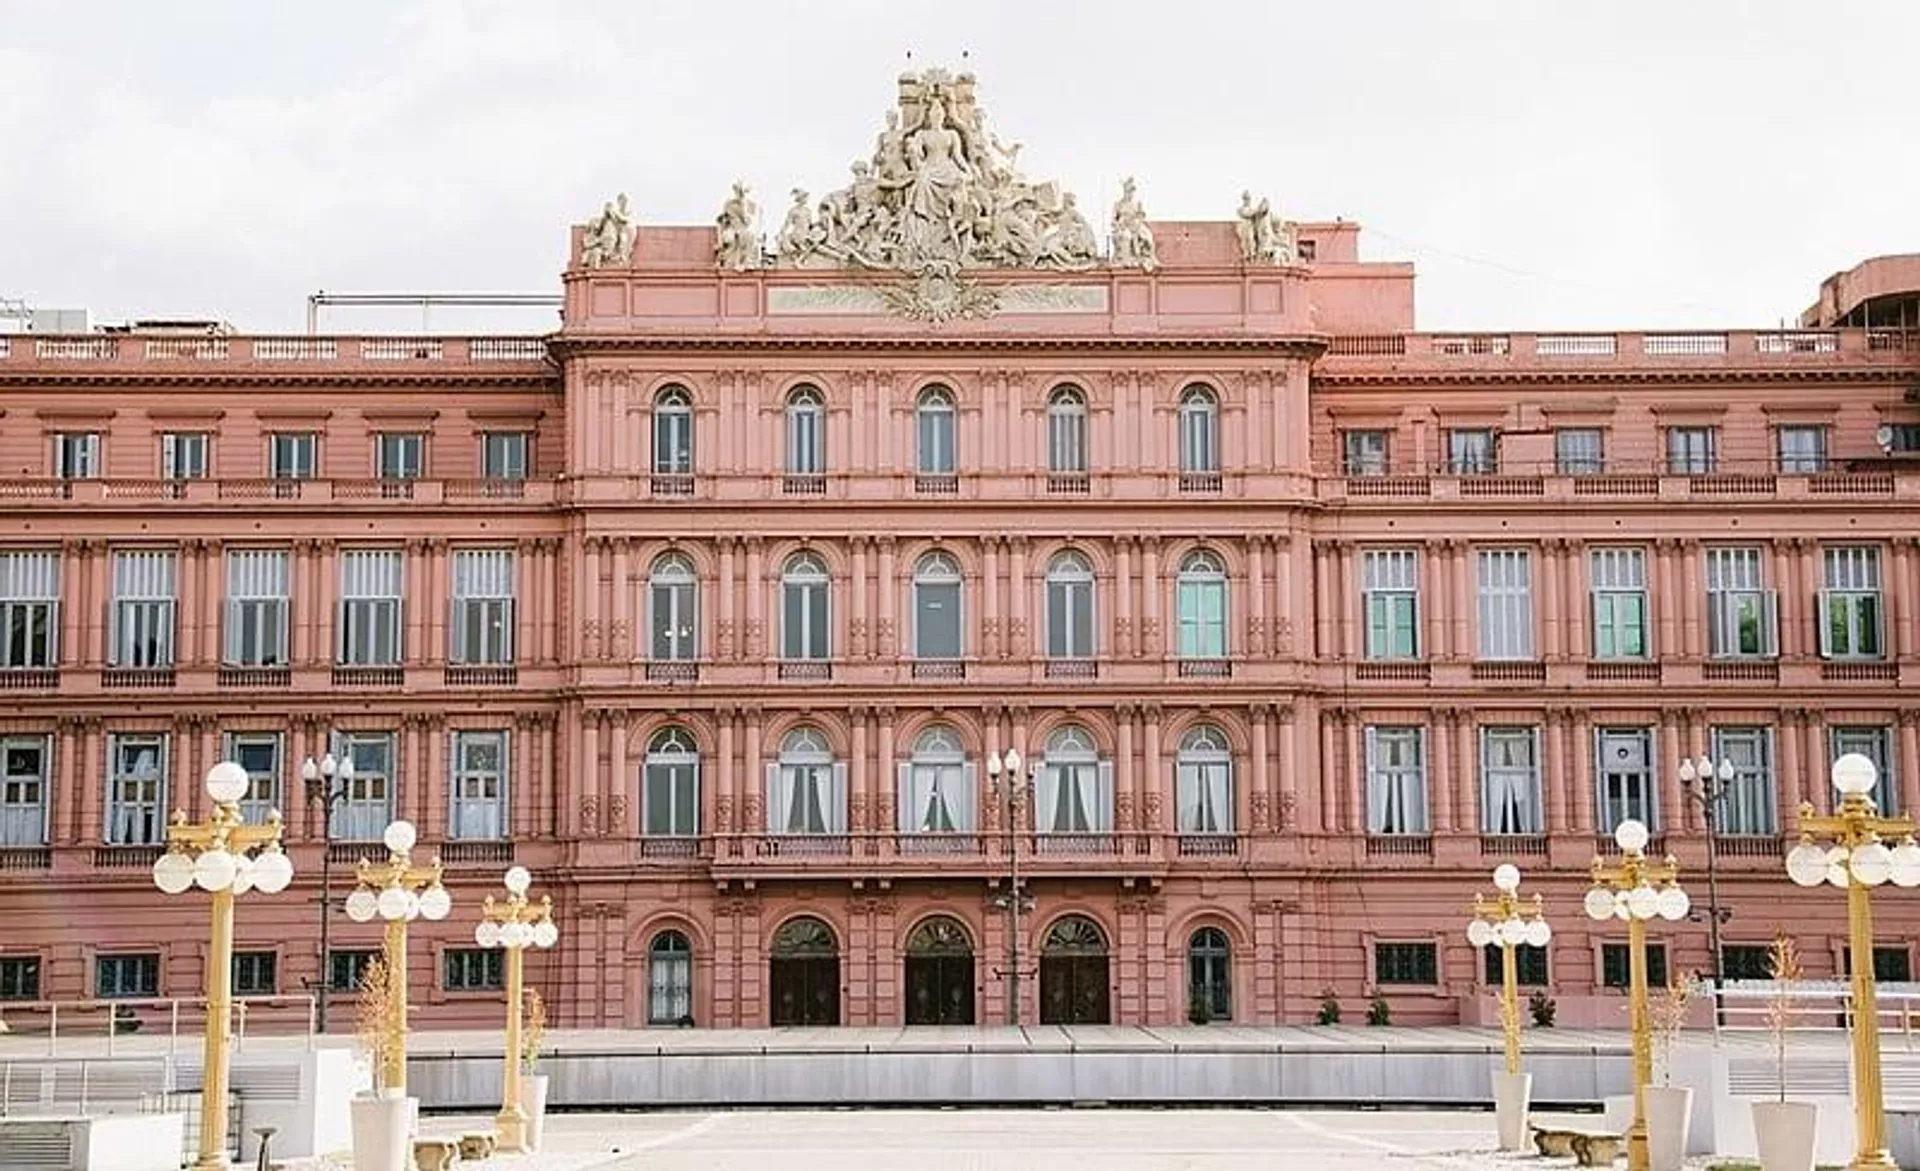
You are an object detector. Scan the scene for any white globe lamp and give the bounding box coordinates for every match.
[1786,841,1830,887]
[504,866,532,896]
[1492,864,1521,893]
[204,761,250,806]
[1889,840,1920,888]
[345,888,379,923]
[251,849,294,894]
[1523,919,1552,949]
[1656,886,1691,922]
[475,921,502,949]
[1852,841,1894,887]
[418,884,452,921]
[532,920,559,949]
[1614,819,1651,855]
[1832,753,1879,796]
[382,820,418,856]
[193,849,237,893]
[153,851,195,895]
[1468,919,1495,948]
[1583,887,1616,921]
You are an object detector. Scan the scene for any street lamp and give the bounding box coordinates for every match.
[475,866,558,1153]
[1584,819,1691,1171]
[1467,863,1552,1151]
[985,747,1039,1026]
[301,751,354,1034]
[343,820,450,1094]
[1678,752,1736,1025]
[1784,752,1920,1171]
[152,762,296,1171]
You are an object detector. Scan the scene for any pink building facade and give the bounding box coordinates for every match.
[4,72,1920,1033]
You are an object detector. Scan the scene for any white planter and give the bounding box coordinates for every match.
[1490,1070,1532,1151]
[524,1073,551,1152]
[349,1091,415,1171]
[1752,1100,1817,1171]
[1644,1085,1693,1171]
[1602,1093,1635,1134]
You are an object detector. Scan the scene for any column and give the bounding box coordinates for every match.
[1546,710,1572,834]
[612,538,632,662]
[576,712,598,836]
[1798,541,1821,663]
[608,711,629,836]
[1247,539,1266,661]
[1781,712,1805,835]
[580,539,602,662]
[1900,713,1920,818]
[86,543,108,668]
[1337,544,1358,661]
[718,538,738,661]
[402,540,426,665]
[1313,543,1333,660]
[424,718,447,839]
[536,541,557,665]
[1343,715,1364,834]
[1680,540,1703,659]
[1803,709,1827,810]
[1895,541,1918,659]
[1115,540,1134,658]
[537,717,556,839]
[1571,710,1595,834]
[1007,538,1028,660]
[1426,540,1449,661]
[512,716,534,840]
[1659,711,1683,834]
[1141,539,1160,659]
[80,725,103,845]
[743,538,764,659]
[1279,703,1302,832]
[59,541,81,669]
[1541,541,1563,660]
[982,540,1000,661]
[714,707,735,844]
[1273,535,1294,658]
[1318,709,1339,834]
[1249,705,1270,834]
[1115,706,1136,834]
[851,708,871,838]
[1431,712,1456,834]
[54,720,79,846]
[744,709,764,833]
[850,538,868,659]
[877,539,897,658]
[1453,543,1472,661]
[1456,708,1477,832]
[203,541,224,664]
[876,709,896,837]
[1143,706,1163,835]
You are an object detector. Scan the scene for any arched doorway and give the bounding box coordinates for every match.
[903,915,975,1025]
[768,916,839,1026]
[647,930,693,1026]
[1039,915,1110,1025]
[1186,926,1232,1023]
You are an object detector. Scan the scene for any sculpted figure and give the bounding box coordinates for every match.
[874,109,912,189]
[776,188,818,266]
[1035,192,1098,270]
[1235,190,1296,265]
[581,192,635,268]
[901,97,973,264]
[1110,176,1157,271]
[715,180,761,270]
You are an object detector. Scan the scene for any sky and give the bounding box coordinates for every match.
[2,0,1915,335]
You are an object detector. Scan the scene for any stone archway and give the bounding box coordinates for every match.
[1039,915,1110,1025]
[768,916,840,1026]
[903,915,975,1025]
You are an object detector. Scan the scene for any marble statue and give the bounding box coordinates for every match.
[581,192,636,268]
[1236,190,1297,266]
[776,189,820,266]
[715,180,762,270]
[1109,176,1157,271]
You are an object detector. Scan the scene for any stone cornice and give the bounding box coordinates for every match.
[1313,367,1915,388]
[549,334,1331,358]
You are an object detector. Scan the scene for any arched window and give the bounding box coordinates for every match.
[912,551,963,660]
[643,726,699,838]
[902,725,972,835]
[1039,914,1110,1025]
[771,727,844,836]
[1044,550,1095,660]
[1178,385,1219,474]
[647,930,693,1025]
[1187,927,1232,1022]
[903,914,975,1025]
[768,916,839,1026]
[1047,386,1088,474]
[1038,725,1110,837]
[780,552,831,662]
[1176,724,1233,834]
[652,386,693,475]
[771,915,839,956]
[916,386,957,475]
[785,386,826,475]
[1176,549,1228,660]
[647,553,698,661]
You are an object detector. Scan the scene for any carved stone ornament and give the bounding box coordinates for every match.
[877,262,1000,323]
[580,192,637,268]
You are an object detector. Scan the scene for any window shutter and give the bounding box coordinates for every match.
[1816,590,1834,657]
[1761,591,1779,657]
[1095,758,1115,833]
[959,762,978,833]
[1413,726,1431,834]
[1036,764,1059,833]
[764,762,783,834]
[1363,726,1381,832]
[829,762,849,834]
[896,761,914,832]
[1208,763,1233,834]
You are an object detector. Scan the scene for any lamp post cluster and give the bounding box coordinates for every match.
[1784,753,1920,1171]
[343,819,450,1094]
[985,747,1039,1026]
[301,751,355,1035]
[1466,864,1552,1078]
[474,866,559,1153]
[151,763,295,1171]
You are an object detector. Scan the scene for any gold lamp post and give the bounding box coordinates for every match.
[475,866,558,1153]
[151,761,296,1171]
[1467,863,1552,1151]
[1784,752,1920,1171]
[1583,819,1691,1171]
[341,819,451,1094]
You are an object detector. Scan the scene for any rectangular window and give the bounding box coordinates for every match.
[96,954,160,999]
[1480,727,1543,835]
[644,736,700,837]
[781,568,830,661]
[106,733,167,845]
[224,733,282,825]
[914,575,962,659]
[1447,428,1497,475]
[1596,728,1657,833]
[1886,423,1920,454]
[1706,547,1776,658]
[268,432,318,479]
[1776,425,1827,474]
[327,949,376,992]
[160,432,210,480]
[1821,546,1884,660]
[1476,549,1534,660]
[1373,941,1438,986]
[1709,726,1777,836]
[0,956,40,1001]
[451,549,514,665]
[1176,567,1228,660]
[1840,947,1915,983]
[0,551,59,669]
[110,550,177,668]
[375,433,425,480]
[481,432,529,480]
[330,732,394,841]
[339,550,403,666]
[224,549,289,667]
[1482,944,1550,987]
[0,735,50,846]
[1666,426,1717,475]
[1342,430,1389,476]
[1831,726,1897,816]
[769,755,848,835]
[443,948,505,992]
[1721,945,1774,981]
[232,951,277,996]
[53,432,100,479]
[1365,726,1428,835]
[450,730,507,840]
[1048,399,1087,474]
[1175,752,1232,834]
[1589,548,1648,660]
[1036,756,1113,835]
[1601,942,1668,990]
[1362,549,1419,660]
[1555,428,1604,475]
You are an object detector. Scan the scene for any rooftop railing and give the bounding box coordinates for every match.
[1324,328,1918,362]
[1,335,551,368]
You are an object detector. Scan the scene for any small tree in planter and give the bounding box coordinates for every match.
[1366,993,1392,1027]
[1645,973,1701,1171]
[1187,985,1214,1026]
[354,958,402,1094]
[1527,990,1557,1028]
[1752,935,1816,1171]
[1315,987,1342,1025]
[350,958,413,1171]
[519,987,553,1151]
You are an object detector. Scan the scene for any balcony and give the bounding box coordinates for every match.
[328,841,380,865]
[445,664,518,687]
[1714,835,1784,858]
[218,665,291,688]
[1480,834,1549,857]
[650,473,696,498]
[1043,659,1098,680]
[1365,835,1433,857]
[1046,473,1090,495]
[1595,832,1669,857]
[782,474,827,497]
[777,660,832,682]
[1176,659,1232,679]
[440,840,516,865]
[645,661,700,683]
[1178,472,1223,493]
[895,833,983,856]
[1471,661,1547,684]
[1585,661,1662,682]
[1354,660,1430,683]
[0,846,52,871]
[333,665,403,688]
[638,836,702,859]
[334,478,416,501]
[911,659,966,681]
[102,667,175,689]
[1176,833,1240,857]
[92,845,164,868]
[914,473,959,495]
[1034,832,1116,855]
[1822,660,1899,682]
[444,477,527,501]
[1704,659,1780,683]
[0,668,59,690]
[757,834,850,857]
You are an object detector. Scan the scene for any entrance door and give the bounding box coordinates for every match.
[768,916,840,1026]
[903,915,975,1025]
[1039,915,1111,1025]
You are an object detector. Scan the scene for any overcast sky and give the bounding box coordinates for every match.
[3,0,1914,334]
